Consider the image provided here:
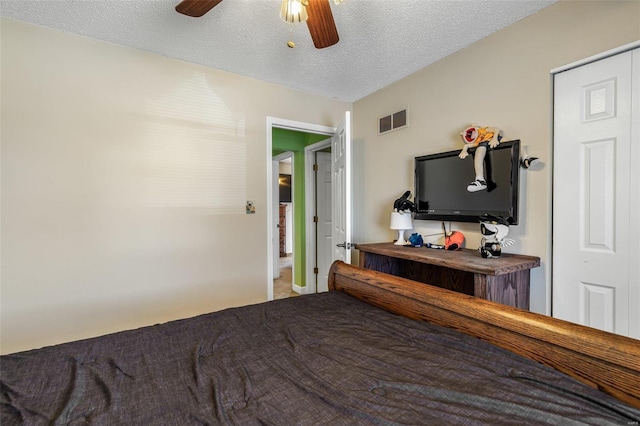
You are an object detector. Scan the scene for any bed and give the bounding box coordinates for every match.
[1,261,639,425]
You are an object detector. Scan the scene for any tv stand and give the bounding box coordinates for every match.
[355,242,540,310]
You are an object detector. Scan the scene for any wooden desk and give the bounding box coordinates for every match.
[355,242,540,310]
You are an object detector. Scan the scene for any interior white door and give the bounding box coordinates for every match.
[316,151,332,292]
[331,111,352,264]
[553,48,639,338]
[272,159,280,280]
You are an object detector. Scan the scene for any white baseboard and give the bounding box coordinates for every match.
[292,283,306,295]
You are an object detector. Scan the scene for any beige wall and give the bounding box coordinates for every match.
[351,0,640,314]
[0,19,349,354]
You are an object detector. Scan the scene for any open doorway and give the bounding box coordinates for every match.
[273,152,295,299]
[267,118,336,301]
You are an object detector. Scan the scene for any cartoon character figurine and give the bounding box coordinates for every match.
[459,125,503,192]
[393,191,415,212]
[478,215,514,258]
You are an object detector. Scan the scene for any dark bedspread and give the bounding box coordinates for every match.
[2,292,639,425]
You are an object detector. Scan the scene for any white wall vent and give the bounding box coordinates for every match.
[378,108,408,135]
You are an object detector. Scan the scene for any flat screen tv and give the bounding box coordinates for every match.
[414,140,520,224]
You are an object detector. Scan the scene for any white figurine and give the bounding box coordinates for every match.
[479,215,514,258]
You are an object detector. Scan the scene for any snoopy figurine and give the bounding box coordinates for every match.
[478,215,514,258]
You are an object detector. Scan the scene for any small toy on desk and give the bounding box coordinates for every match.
[408,233,423,247]
[445,231,465,251]
[459,125,503,193]
[440,222,464,250]
[478,214,514,258]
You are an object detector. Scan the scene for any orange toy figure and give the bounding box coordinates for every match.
[458,126,503,192]
[445,231,465,251]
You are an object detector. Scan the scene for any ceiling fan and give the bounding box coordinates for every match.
[175,0,340,49]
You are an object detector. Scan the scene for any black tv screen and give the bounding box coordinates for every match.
[414,140,520,224]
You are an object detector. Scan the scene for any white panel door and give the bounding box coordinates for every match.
[316,151,332,292]
[272,159,281,280]
[553,49,639,338]
[332,111,352,264]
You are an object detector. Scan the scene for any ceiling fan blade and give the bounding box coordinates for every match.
[306,0,339,49]
[175,0,223,18]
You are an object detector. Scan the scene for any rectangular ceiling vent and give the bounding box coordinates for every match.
[378,108,408,135]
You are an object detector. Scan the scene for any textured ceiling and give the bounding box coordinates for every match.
[0,0,558,102]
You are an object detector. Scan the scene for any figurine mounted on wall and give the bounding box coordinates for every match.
[478,214,514,258]
[458,125,503,192]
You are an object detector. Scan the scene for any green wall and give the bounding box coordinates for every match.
[273,128,329,287]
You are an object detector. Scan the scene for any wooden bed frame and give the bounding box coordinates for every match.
[328,261,640,409]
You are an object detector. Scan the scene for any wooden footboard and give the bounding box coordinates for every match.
[328,261,640,409]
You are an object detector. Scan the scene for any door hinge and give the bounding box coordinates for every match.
[313,163,318,171]
[313,215,318,223]
[313,267,318,274]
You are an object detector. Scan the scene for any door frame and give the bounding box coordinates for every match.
[548,40,640,317]
[549,40,640,330]
[272,151,294,282]
[266,117,336,300]
[304,138,332,294]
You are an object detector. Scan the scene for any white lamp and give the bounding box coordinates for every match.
[390,211,413,246]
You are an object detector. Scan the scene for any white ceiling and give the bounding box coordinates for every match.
[0,0,558,102]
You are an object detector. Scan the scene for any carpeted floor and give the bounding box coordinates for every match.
[274,255,299,299]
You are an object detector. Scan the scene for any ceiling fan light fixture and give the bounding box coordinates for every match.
[280,0,309,24]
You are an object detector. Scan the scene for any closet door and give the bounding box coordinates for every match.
[553,48,639,338]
